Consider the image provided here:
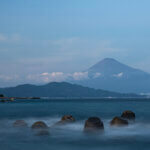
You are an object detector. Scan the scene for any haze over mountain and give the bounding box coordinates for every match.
[71,58,150,94]
[0,82,142,98]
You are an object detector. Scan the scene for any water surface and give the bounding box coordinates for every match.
[0,98,150,150]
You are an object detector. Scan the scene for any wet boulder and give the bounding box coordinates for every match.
[13,120,28,128]
[121,110,135,120]
[110,117,128,126]
[31,121,50,136]
[31,121,48,129]
[61,115,75,122]
[84,117,104,132]
[55,115,75,125]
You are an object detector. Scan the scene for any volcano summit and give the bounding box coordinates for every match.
[72,58,150,93]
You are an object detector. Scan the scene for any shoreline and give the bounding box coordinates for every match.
[1,96,150,103]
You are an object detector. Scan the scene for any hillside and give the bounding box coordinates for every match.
[0,82,141,98]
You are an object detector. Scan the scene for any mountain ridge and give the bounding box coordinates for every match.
[0,82,142,98]
[72,58,150,93]
[88,58,149,75]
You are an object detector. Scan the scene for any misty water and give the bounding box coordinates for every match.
[0,98,150,150]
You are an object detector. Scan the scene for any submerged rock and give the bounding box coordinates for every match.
[110,117,128,126]
[13,120,28,128]
[84,117,104,132]
[31,121,48,129]
[55,115,75,125]
[121,110,135,120]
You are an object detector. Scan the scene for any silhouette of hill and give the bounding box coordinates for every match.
[0,82,142,98]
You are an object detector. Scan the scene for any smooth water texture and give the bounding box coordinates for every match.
[0,98,150,150]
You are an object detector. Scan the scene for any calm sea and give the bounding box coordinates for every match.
[0,98,150,150]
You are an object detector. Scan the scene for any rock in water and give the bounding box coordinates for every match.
[121,110,135,120]
[110,117,128,126]
[55,115,75,125]
[31,121,48,129]
[84,117,104,132]
[13,120,28,128]
[31,121,49,136]
[61,115,75,122]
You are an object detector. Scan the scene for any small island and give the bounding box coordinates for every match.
[0,94,40,102]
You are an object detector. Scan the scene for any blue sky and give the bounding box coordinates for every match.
[0,0,150,86]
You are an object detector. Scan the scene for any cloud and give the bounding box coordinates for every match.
[11,34,21,42]
[41,72,66,82]
[0,33,21,43]
[72,72,89,80]
[0,71,128,87]
[26,71,89,83]
[41,72,49,76]
[49,37,79,46]
[93,72,101,78]
[27,72,66,83]
[0,35,129,87]
[0,34,7,41]
[0,74,19,81]
[0,35,127,74]
[43,37,121,59]
[113,72,124,78]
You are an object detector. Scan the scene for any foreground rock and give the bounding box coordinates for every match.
[121,110,135,120]
[31,121,49,136]
[110,117,128,126]
[84,117,104,132]
[13,120,28,128]
[62,115,75,122]
[55,115,75,125]
[31,121,48,129]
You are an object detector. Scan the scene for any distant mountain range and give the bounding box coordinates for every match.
[0,82,142,98]
[71,58,150,93]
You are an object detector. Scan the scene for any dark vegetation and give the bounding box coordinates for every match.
[0,82,143,98]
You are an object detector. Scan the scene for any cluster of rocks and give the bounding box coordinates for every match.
[12,110,135,136]
[110,110,135,126]
[13,115,76,136]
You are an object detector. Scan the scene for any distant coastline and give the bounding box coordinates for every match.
[0,82,146,102]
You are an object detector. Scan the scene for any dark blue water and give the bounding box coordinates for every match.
[1,98,150,150]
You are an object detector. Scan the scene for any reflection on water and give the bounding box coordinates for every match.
[1,99,150,150]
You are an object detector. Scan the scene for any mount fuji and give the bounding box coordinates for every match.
[71,58,150,94]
